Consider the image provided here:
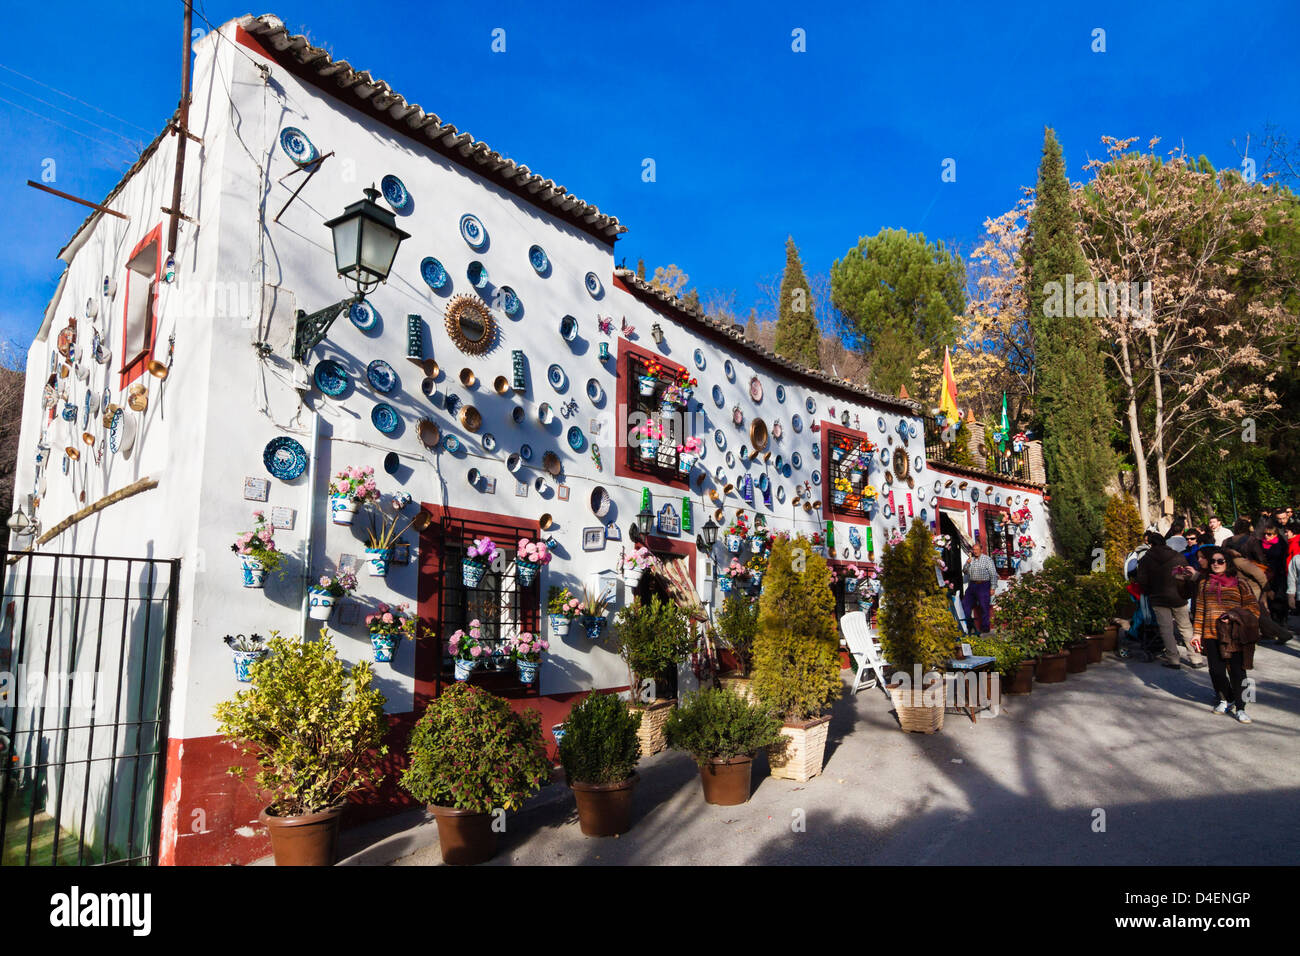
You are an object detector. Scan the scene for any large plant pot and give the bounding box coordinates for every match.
[699,756,753,805]
[1006,658,1035,695]
[307,588,337,621]
[769,714,832,780]
[717,673,757,705]
[1102,624,1119,652]
[1065,640,1089,674]
[430,805,497,865]
[888,680,945,734]
[570,773,638,836]
[329,495,359,526]
[1084,634,1105,664]
[260,805,344,866]
[630,699,675,757]
[1036,651,1068,683]
[549,614,571,639]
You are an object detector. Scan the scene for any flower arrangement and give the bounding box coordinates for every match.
[642,360,665,380]
[467,537,497,562]
[507,631,550,664]
[1011,506,1033,526]
[547,586,582,618]
[886,528,906,547]
[329,465,381,504]
[366,602,417,640]
[991,575,1053,657]
[727,515,750,537]
[675,369,698,390]
[661,383,685,407]
[633,421,664,441]
[678,436,704,456]
[447,620,487,661]
[624,545,656,573]
[516,539,552,565]
[810,532,824,546]
[313,569,358,598]
[718,557,749,592]
[224,632,268,653]
[834,476,852,494]
[231,511,285,575]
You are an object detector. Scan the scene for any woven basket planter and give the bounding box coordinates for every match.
[888,680,946,734]
[631,699,675,757]
[768,715,831,781]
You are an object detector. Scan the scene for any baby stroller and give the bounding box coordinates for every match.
[1117,547,1166,662]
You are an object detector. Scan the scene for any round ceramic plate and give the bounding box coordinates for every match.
[420,257,448,290]
[585,272,602,298]
[83,389,92,428]
[758,473,770,492]
[460,213,488,249]
[467,261,488,289]
[107,408,123,453]
[882,503,894,519]
[908,421,918,438]
[812,443,820,459]
[877,416,887,433]
[714,429,725,449]
[366,360,397,393]
[372,403,399,434]
[499,286,521,318]
[812,470,821,485]
[749,377,763,402]
[586,378,604,403]
[806,397,817,414]
[314,359,349,396]
[529,244,549,274]
[381,174,410,210]
[791,414,802,433]
[350,301,377,331]
[724,360,735,381]
[548,364,567,391]
[263,437,308,480]
[726,452,735,468]
[567,426,586,451]
[559,315,578,341]
[443,434,461,452]
[712,384,724,407]
[880,447,890,465]
[482,433,497,452]
[520,443,533,461]
[776,384,786,403]
[384,452,400,475]
[792,451,802,469]
[971,488,980,502]
[777,486,786,504]
[914,455,923,472]
[279,127,317,165]
[694,348,705,370]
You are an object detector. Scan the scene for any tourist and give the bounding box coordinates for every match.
[1181,529,1202,565]
[1134,531,1205,669]
[1207,515,1232,546]
[1225,518,1266,564]
[1190,547,1261,723]
[962,543,998,634]
[1261,521,1291,625]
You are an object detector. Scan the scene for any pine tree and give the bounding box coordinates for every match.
[1026,128,1116,566]
[774,237,822,370]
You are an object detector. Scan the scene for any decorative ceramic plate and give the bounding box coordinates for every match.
[279,127,317,165]
[880,447,891,465]
[758,473,770,492]
[507,453,522,473]
[777,486,786,504]
[384,452,401,475]
[882,503,894,519]
[712,385,724,408]
[792,452,802,470]
[724,360,735,381]
[914,455,924,472]
[83,390,92,428]
[443,434,461,453]
[812,443,820,459]
[520,443,533,461]
[467,261,488,289]
[714,466,726,484]
[381,175,410,210]
[971,488,980,502]
[841,410,851,426]
[420,257,448,290]
[548,364,567,391]
[908,421,918,438]
[782,462,792,477]
[772,421,783,441]
[460,213,488,250]
[694,348,705,370]
[350,301,377,331]
[585,272,602,298]
[749,376,763,403]
[726,452,735,468]
[567,426,586,452]
[714,429,726,449]
[372,403,400,434]
[776,384,786,403]
[586,379,604,403]
[791,414,803,433]
[559,315,578,342]
[482,433,497,452]
[366,360,397,393]
[263,437,308,480]
[529,244,549,274]
[499,286,521,318]
[107,408,123,453]
[314,359,349,396]
[806,397,817,415]
[739,445,749,462]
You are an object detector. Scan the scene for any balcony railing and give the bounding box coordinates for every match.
[924,421,1032,482]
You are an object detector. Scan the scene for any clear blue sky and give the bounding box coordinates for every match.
[2,0,1297,352]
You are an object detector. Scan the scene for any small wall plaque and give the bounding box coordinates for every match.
[337,602,359,625]
[582,527,605,551]
[605,522,621,540]
[484,477,497,495]
[243,477,269,501]
[391,541,411,565]
[269,505,296,530]
[515,480,529,497]
[557,484,570,501]
[339,553,359,574]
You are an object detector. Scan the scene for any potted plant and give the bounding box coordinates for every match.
[724,514,749,554]
[637,360,664,397]
[363,500,422,577]
[623,545,656,588]
[842,563,863,594]
[547,586,581,638]
[365,602,416,662]
[507,630,549,684]
[401,683,550,865]
[992,573,1060,682]
[675,369,698,403]
[223,632,268,682]
[328,465,381,526]
[967,632,1025,704]
[463,537,496,588]
[744,553,768,592]
[558,692,642,836]
[878,520,958,734]
[664,688,785,806]
[515,538,551,587]
[308,569,358,621]
[612,596,695,756]
[231,511,284,588]
[752,536,842,779]
[718,557,748,594]
[577,586,611,639]
[714,591,759,701]
[634,421,663,460]
[1040,557,1087,674]
[832,476,851,506]
[677,435,703,475]
[660,382,685,412]
[213,630,388,866]
[809,531,827,557]
[447,620,488,679]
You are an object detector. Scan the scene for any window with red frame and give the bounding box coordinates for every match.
[625,352,695,482]
[120,226,162,387]
[979,504,1015,578]
[827,428,880,518]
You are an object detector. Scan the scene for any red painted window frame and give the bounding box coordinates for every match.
[615,338,692,491]
[820,420,878,526]
[119,224,163,389]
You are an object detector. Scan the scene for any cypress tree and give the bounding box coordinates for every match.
[1026,128,1116,566]
[774,237,822,370]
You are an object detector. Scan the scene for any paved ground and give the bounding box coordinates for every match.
[318,638,1300,867]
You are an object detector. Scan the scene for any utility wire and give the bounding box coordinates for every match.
[0,79,146,149]
[0,62,155,136]
[0,95,139,159]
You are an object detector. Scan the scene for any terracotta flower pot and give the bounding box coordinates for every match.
[1102,624,1119,652]
[698,756,754,805]
[570,774,638,836]
[1066,640,1089,674]
[1085,634,1105,664]
[430,805,497,865]
[1006,658,1035,695]
[1036,651,1068,683]
[259,805,344,866]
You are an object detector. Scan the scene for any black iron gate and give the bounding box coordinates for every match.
[0,552,179,866]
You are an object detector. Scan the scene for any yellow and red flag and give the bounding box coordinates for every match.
[938,346,960,426]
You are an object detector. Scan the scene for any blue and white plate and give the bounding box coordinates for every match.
[83,389,91,428]
[314,359,349,396]
[806,397,817,414]
[102,387,111,414]
[586,379,604,403]
[880,447,890,465]
[520,443,533,461]
[791,451,802,469]
[420,257,448,290]
[107,409,123,453]
[499,286,521,318]
[443,434,461,453]
[529,245,549,274]
[694,348,705,370]
[559,315,578,341]
[791,414,803,433]
[877,416,886,433]
[811,442,819,459]
[372,403,400,435]
[776,385,786,403]
[381,175,410,210]
[908,421,918,438]
[350,301,377,331]
[548,364,567,391]
[812,470,821,486]
[724,360,735,382]
[467,261,488,289]
[712,384,724,408]
[567,426,586,452]
[460,214,488,250]
[714,429,726,449]
[366,360,397,393]
[263,437,308,480]
[279,127,317,165]
[584,272,602,298]
[482,433,497,452]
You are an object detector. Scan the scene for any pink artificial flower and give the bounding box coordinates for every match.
[383,613,394,624]
[319,576,331,588]
[378,603,390,613]
[470,646,483,658]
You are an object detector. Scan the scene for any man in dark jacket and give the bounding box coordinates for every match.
[1134,531,1206,669]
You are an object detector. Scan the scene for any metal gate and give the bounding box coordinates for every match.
[0,552,178,866]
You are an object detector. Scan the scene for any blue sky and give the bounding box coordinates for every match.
[1,0,1297,353]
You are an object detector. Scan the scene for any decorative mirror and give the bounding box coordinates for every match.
[750,417,769,451]
[444,294,496,355]
[893,447,909,479]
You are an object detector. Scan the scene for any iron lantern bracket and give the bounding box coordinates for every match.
[292,293,364,363]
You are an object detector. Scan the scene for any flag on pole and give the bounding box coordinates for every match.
[938,347,960,426]
[997,392,1011,451]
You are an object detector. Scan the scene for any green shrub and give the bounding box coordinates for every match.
[401,683,550,813]
[558,692,642,785]
[664,688,786,764]
[714,592,759,675]
[1103,494,1144,574]
[213,630,388,816]
[612,596,695,696]
[968,633,1025,679]
[751,536,842,721]
[1076,570,1126,632]
[992,573,1053,656]
[879,519,956,674]
[1040,555,1084,648]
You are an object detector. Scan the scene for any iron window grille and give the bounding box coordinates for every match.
[625,353,691,482]
[923,420,1031,481]
[826,428,879,518]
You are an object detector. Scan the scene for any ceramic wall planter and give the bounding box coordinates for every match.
[570,774,637,837]
[307,588,337,621]
[549,614,572,638]
[330,495,360,526]
[260,805,344,866]
[624,568,643,589]
[371,632,397,662]
[719,576,734,593]
[240,556,266,589]
[769,715,832,779]
[516,559,540,588]
[429,805,496,866]
[516,658,539,684]
[232,648,267,682]
[698,756,754,806]
[639,439,659,461]
[462,558,488,588]
[637,376,657,397]
[678,452,698,475]
[453,658,479,681]
[580,615,607,640]
[365,547,392,577]
[725,534,743,553]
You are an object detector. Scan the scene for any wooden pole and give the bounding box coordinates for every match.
[167,0,194,253]
[7,477,160,563]
[25,181,130,220]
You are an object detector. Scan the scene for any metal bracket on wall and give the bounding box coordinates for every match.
[274,151,335,224]
[293,293,364,363]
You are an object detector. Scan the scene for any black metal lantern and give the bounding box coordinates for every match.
[698,517,719,552]
[636,503,655,538]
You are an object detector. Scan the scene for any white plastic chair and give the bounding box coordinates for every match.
[841,611,890,694]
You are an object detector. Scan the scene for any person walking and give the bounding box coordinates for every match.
[1190,547,1261,723]
[1207,515,1232,547]
[1181,529,1202,566]
[1225,518,1266,564]
[962,543,998,634]
[1134,531,1206,669]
